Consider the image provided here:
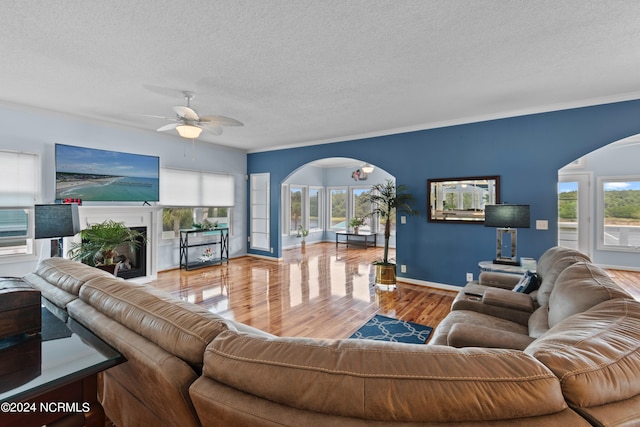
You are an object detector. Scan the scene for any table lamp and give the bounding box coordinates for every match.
[484,204,530,265]
[34,204,81,257]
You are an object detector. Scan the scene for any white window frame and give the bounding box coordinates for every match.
[597,175,640,252]
[328,187,348,231]
[0,150,39,258]
[350,186,373,232]
[308,186,323,232]
[289,185,305,235]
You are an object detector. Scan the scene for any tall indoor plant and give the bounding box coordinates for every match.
[364,180,418,286]
[68,219,146,267]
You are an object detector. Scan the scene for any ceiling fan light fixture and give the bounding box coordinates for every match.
[361,163,374,173]
[176,124,202,139]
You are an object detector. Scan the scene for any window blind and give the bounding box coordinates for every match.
[0,151,37,206]
[160,168,234,207]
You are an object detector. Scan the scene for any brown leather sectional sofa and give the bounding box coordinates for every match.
[23,249,640,426]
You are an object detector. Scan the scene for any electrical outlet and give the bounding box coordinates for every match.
[400,265,407,273]
[270,247,273,253]
[466,272,473,282]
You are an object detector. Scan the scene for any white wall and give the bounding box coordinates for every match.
[0,103,247,276]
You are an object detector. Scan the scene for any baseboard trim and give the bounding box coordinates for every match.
[246,253,284,262]
[397,277,462,291]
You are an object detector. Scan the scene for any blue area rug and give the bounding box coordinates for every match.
[349,314,433,344]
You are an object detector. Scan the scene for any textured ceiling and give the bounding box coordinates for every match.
[1,1,640,152]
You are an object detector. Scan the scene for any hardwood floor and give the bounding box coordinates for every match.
[149,242,640,340]
[151,242,455,339]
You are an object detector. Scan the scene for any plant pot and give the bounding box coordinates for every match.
[353,226,359,234]
[375,263,396,285]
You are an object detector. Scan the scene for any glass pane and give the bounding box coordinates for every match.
[309,188,320,229]
[558,181,578,250]
[290,187,303,233]
[162,208,194,238]
[0,209,29,254]
[330,189,347,230]
[602,180,640,248]
[352,188,372,231]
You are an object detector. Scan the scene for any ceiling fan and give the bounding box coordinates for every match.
[154,91,243,139]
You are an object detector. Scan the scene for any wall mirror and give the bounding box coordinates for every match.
[427,176,500,223]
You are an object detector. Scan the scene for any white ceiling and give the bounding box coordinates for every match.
[1,1,640,153]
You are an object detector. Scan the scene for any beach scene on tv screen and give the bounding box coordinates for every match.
[55,144,160,202]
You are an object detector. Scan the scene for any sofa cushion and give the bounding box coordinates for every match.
[547,262,631,328]
[536,246,590,277]
[527,306,550,338]
[525,299,640,412]
[483,287,534,312]
[79,277,230,369]
[447,323,535,349]
[536,254,590,307]
[22,257,114,311]
[202,330,569,423]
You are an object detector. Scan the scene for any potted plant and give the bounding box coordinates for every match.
[68,220,147,267]
[296,225,309,248]
[349,217,365,234]
[364,180,418,287]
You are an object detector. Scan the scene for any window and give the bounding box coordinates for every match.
[352,187,372,232]
[250,173,270,251]
[0,209,31,255]
[309,187,322,230]
[160,168,234,206]
[598,177,640,251]
[162,207,231,239]
[329,188,347,230]
[0,151,38,256]
[290,186,304,234]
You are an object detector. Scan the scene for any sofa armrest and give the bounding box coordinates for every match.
[447,323,535,350]
[483,288,534,312]
[478,271,522,289]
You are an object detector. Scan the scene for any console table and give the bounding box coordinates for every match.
[335,231,377,248]
[0,307,124,427]
[180,228,229,271]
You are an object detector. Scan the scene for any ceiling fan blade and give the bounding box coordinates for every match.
[172,105,199,121]
[140,113,177,120]
[199,125,223,136]
[198,115,243,127]
[157,123,179,132]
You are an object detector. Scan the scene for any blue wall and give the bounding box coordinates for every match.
[248,99,640,286]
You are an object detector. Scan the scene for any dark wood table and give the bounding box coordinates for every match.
[0,307,124,427]
[336,231,377,248]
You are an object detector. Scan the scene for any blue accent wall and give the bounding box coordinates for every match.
[248,99,640,286]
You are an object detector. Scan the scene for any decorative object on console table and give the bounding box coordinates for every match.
[34,203,81,257]
[363,180,419,288]
[484,204,530,266]
[349,217,365,234]
[296,225,309,249]
[179,228,229,270]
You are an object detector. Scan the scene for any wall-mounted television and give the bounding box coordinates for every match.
[55,144,160,202]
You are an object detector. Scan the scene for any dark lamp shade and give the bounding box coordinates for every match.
[484,204,530,228]
[34,204,81,239]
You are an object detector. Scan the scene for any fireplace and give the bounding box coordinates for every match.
[112,226,147,280]
[77,206,156,281]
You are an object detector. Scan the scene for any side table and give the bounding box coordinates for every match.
[0,306,124,427]
[478,261,530,275]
